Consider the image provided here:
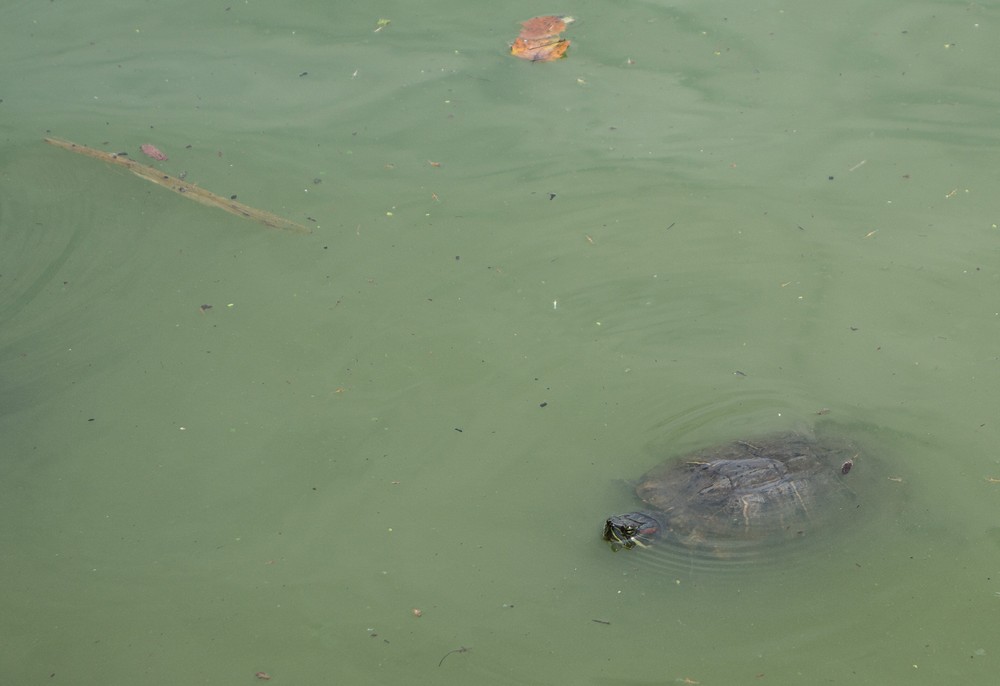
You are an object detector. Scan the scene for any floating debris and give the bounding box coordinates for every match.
[438,646,470,668]
[511,15,574,62]
[140,143,168,161]
[45,137,309,234]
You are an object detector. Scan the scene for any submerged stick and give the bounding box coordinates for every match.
[44,137,310,234]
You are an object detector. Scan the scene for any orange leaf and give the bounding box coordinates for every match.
[511,37,570,62]
[511,15,574,62]
[518,15,572,40]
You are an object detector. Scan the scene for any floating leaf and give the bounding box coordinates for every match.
[511,15,574,62]
[140,143,168,161]
[518,15,573,40]
[511,37,570,62]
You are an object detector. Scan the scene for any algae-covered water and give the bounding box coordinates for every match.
[2,1,999,684]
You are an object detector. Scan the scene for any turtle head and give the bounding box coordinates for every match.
[602,511,661,551]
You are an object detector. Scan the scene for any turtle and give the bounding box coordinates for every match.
[602,431,857,552]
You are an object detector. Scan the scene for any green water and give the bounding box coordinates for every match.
[2,0,999,684]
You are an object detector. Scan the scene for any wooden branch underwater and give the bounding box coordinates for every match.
[44,137,310,235]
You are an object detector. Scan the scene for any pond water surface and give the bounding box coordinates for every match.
[2,1,999,684]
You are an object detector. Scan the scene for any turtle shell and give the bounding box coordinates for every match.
[627,432,855,547]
